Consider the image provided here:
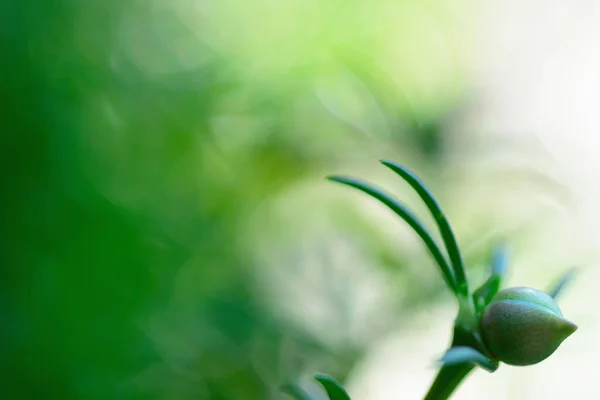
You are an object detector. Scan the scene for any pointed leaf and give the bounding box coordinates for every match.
[281,384,314,400]
[380,160,468,295]
[313,373,351,400]
[549,268,578,299]
[473,275,501,312]
[473,244,508,310]
[491,243,508,278]
[328,175,457,293]
[440,346,498,372]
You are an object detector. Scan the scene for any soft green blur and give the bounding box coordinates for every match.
[1,1,548,399]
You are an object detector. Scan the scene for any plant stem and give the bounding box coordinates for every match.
[424,324,486,400]
[424,363,474,400]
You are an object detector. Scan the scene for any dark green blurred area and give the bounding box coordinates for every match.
[0,1,497,399]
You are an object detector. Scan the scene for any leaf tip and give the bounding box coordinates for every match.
[313,373,352,400]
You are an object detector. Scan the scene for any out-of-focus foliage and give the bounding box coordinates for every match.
[1,0,541,399]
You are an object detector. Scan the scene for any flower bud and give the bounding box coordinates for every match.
[480,287,577,366]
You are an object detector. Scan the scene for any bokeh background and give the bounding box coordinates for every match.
[3,0,600,398]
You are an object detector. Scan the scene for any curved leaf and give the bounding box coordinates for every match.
[440,346,498,372]
[473,275,500,312]
[327,175,457,294]
[313,373,351,400]
[473,244,508,311]
[380,160,468,295]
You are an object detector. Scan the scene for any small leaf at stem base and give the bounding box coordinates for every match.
[439,346,498,373]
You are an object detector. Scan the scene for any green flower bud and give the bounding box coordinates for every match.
[480,287,577,366]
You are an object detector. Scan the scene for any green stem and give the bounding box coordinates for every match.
[424,363,474,400]
[425,324,491,400]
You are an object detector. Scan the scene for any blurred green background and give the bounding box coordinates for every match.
[3,0,594,399]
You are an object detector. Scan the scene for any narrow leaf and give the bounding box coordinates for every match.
[491,243,508,278]
[380,160,468,295]
[313,373,351,400]
[281,384,314,400]
[549,267,578,299]
[440,346,498,372]
[472,275,501,312]
[328,175,457,293]
[473,244,508,310]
